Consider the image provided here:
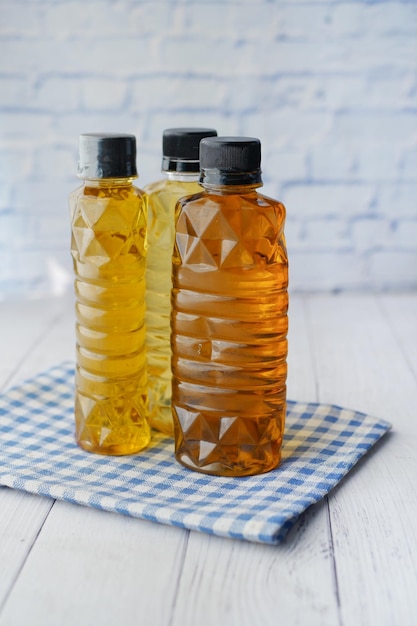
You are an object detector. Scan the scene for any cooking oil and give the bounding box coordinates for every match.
[69,133,150,455]
[145,128,217,435]
[171,136,288,476]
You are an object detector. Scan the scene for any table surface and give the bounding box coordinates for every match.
[0,293,416,626]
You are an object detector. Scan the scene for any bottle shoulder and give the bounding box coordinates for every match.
[68,182,148,223]
[255,191,286,213]
[146,180,203,220]
[69,184,84,199]
[179,189,286,213]
[145,178,202,196]
[69,182,146,200]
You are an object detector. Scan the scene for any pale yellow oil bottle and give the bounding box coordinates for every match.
[69,133,150,455]
[145,128,217,436]
[171,137,289,476]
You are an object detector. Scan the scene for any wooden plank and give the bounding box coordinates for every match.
[329,436,417,626]
[379,294,417,382]
[0,502,189,626]
[306,294,417,626]
[304,294,416,427]
[1,295,74,389]
[0,490,53,611]
[0,297,69,389]
[170,503,340,626]
[0,298,74,613]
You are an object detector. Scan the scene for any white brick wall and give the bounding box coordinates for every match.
[0,0,416,297]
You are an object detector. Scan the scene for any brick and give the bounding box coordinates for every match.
[0,2,41,35]
[289,251,367,292]
[0,187,11,211]
[309,145,357,182]
[38,212,70,242]
[33,145,76,180]
[350,217,391,252]
[33,78,80,112]
[368,251,417,290]
[0,77,32,108]
[81,79,128,111]
[131,76,226,112]
[389,220,417,250]
[280,5,333,40]
[218,37,414,76]
[400,148,417,180]
[0,147,32,183]
[301,218,352,251]
[331,3,417,37]
[13,181,71,213]
[183,3,239,35]
[0,211,38,245]
[37,2,92,37]
[331,112,417,148]
[376,183,417,219]
[41,2,175,38]
[282,184,376,219]
[354,145,403,182]
[0,113,51,138]
[0,37,158,76]
[228,73,417,114]
[225,76,323,113]
[361,75,417,111]
[159,35,240,74]
[262,150,307,184]
[305,75,417,112]
[241,109,331,153]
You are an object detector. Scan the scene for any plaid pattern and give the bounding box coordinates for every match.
[0,363,391,544]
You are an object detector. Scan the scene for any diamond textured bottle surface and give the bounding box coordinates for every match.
[171,136,289,476]
[69,133,150,455]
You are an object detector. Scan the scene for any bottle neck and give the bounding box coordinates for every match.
[81,177,137,187]
[164,171,200,183]
[201,182,262,195]
[199,168,262,188]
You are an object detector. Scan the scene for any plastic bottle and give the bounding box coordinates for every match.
[144,127,217,436]
[171,137,289,476]
[69,133,151,455]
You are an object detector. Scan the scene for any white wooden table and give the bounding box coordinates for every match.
[0,293,416,626]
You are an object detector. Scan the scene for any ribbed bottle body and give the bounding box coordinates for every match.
[171,189,288,476]
[69,180,150,454]
[145,178,202,435]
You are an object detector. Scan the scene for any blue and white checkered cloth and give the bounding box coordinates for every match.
[0,362,391,544]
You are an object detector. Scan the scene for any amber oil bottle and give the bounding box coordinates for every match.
[144,128,217,436]
[69,133,151,455]
[171,137,289,476]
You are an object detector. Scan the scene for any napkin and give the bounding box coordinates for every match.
[0,362,391,544]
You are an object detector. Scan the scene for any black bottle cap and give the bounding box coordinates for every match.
[200,136,262,185]
[162,127,218,173]
[77,133,138,179]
